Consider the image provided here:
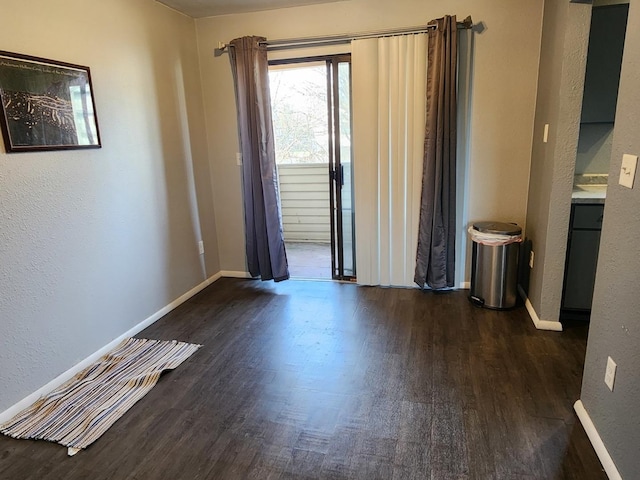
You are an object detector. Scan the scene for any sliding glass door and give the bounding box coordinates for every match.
[327,56,355,280]
[269,55,355,281]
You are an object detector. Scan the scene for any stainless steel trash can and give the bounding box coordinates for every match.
[469,222,522,309]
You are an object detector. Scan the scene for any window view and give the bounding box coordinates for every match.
[270,63,328,165]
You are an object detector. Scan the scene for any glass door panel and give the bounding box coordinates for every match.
[269,55,355,281]
[337,60,354,278]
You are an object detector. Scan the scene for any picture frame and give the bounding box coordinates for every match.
[0,51,101,153]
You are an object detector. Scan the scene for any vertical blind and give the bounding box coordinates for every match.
[352,34,428,287]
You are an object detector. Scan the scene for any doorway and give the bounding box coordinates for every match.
[560,1,629,323]
[269,56,356,281]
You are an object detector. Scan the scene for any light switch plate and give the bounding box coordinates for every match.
[619,154,637,189]
[605,356,617,391]
[236,152,243,166]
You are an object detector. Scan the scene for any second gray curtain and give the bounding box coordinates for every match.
[229,36,289,282]
[414,16,457,289]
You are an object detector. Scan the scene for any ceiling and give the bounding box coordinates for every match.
[157,0,349,18]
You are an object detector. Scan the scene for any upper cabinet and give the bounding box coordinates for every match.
[580,4,629,124]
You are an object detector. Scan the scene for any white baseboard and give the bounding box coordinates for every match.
[0,273,221,425]
[209,271,223,283]
[518,285,563,332]
[220,270,254,278]
[574,400,622,480]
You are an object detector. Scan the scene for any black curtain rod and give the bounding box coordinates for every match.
[215,16,472,56]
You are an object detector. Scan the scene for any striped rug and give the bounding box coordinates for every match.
[0,338,201,456]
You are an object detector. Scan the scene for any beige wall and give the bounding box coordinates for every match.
[0,0,218,412]
[196,0,544,279]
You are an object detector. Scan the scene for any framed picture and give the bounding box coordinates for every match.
[0,51,101,153]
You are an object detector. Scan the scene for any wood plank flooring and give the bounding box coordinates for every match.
[0,278,606,479]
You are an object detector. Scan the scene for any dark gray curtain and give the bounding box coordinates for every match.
[229,36,289,282]
[414,16,457,289]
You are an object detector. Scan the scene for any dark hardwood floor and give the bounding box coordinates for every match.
[0,278,606,479]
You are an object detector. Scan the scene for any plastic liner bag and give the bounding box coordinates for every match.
[467,226,522,246]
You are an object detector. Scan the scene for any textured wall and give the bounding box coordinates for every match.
[524,0,591,323]
[0,0,218,412]
[195,0,544,282]
[580,1,640,476]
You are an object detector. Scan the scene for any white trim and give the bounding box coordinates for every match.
[459,281,470,290]
[220,270,254,278]
[0,274,221,424]
[209,271,223,283]
[574,400,622,480]
[518,285,563,331]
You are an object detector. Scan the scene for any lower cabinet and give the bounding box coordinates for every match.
[561,203,604,312]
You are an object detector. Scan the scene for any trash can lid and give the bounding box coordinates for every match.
[472,221,522,235]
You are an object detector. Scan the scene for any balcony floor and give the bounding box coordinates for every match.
[285,242,332,279]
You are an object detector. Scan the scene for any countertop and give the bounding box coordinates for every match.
[571,184,607,204]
